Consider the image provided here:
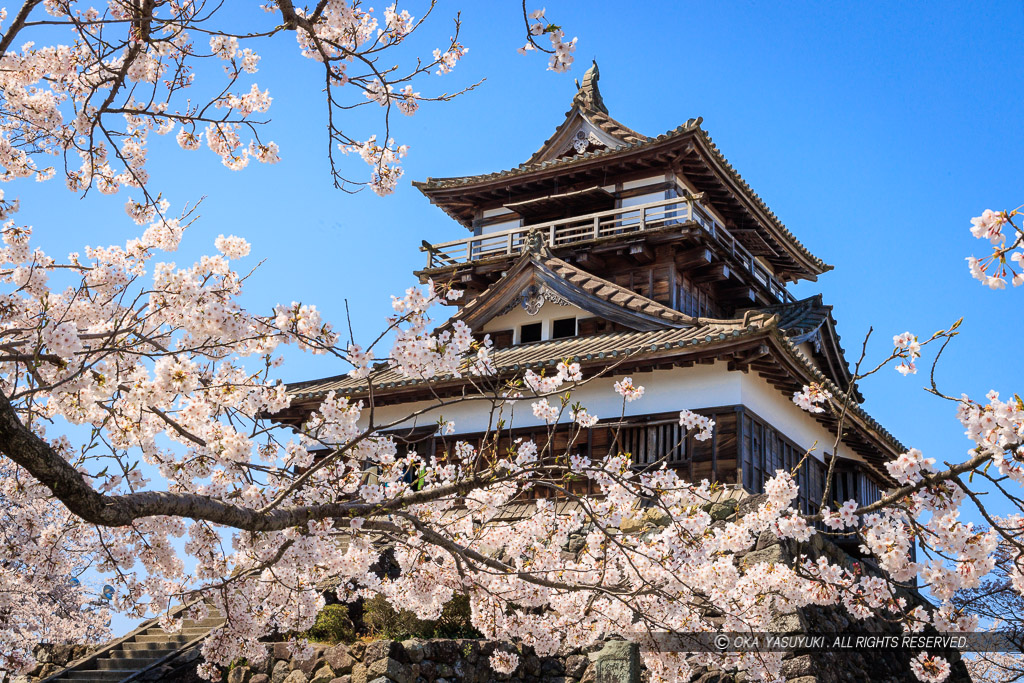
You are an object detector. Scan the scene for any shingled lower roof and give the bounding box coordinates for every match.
[523,61,648,166]
[287,319,753,401]
[751,294,856,395]
[289,296,852,402]
[446,248,696,333]
[284,315,905,481]
[414,121,827,280]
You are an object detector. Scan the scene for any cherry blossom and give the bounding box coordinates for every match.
[3,7,1024,681]
[967,207,1024,288]
[792,383,831,413]
[614,376,645,402]
[679,409,714,441]
[911,653,953,683]
[489,650,520,674]
[518,7,576,72]
[894,331,922,375]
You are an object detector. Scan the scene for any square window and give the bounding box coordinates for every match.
[551,317,576,339]
[520,322,542,344]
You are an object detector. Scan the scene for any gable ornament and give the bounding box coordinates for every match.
[498,284,573,316]
[561,128,605,156]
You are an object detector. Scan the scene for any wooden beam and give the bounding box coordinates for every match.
[716,284,757,303]
[573,251,605,270]
[459,272,487,288]
[628,243,654,264]
[691,262,731,284]
[675,247,713,270]
[727,343,770,373]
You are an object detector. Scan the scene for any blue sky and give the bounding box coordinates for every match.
[9,1,1024,631]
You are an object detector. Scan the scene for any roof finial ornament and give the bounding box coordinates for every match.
[571,60,607,114]
[525,228,546,255]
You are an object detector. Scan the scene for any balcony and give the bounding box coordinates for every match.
[421,195,795,304]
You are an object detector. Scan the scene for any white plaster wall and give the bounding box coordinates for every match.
[362,363,743,435]
[798,342,823,373]
[622,176,666,191]
[358,362,856,469]
[738,371,858,465]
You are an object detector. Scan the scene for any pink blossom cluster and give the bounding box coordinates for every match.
[823,499,860,529]
[967,209,1024,289]
[792,383,832,413]
[885,448,938,485]
[614,376,645,402]
[893,331,922,376]
[678,409,714,441]
[519,9,577,73]
[0,1,479,208]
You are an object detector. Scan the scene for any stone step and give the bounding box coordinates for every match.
[64,670,140,680]
[134,625,214,638]
[94,656,156,670]
[133,634,192,644]
[182,617,225,628]
[109,648,177,660]
[180,627,215,637]
[123,640,184,651]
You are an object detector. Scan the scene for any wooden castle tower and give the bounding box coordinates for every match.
[285,62,903,539]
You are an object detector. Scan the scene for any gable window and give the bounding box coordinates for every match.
[519,322,542,344]
[551,317,577,339]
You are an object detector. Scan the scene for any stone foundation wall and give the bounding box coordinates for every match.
[20,643,102,681]
[138,637,641,683]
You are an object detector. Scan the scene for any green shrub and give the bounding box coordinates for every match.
[430,594,480,639]
[304,604,356,643]
[362,593,481,640]
[361,594,423,640]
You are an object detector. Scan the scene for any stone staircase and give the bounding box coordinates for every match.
[40,606,223,683]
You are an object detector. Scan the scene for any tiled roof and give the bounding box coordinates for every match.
[414,121,827,277]
[757,294,832,342]
[773,332,906,458]
[285,297,906,473]
[546,256,693,324]
[447,250,695,331]
[413,120,700,191]
[288,296,843,402]
[286,319,754,401]
[522,62,648,166]
[753,294,856,392]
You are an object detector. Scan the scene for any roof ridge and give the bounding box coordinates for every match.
[412,120,830,279]
[539,253,695,326]
[286,322,765,401]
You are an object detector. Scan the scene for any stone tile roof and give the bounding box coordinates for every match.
[288,296,843,402]
[285,297,906,464]
[413,120,701,191]
[286,319,753,401]
[522,61,648,166]
[753,294,856,393]
[447,249,696,332]
[414,121,827,278]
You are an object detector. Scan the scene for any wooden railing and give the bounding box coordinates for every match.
[421,195,795,303]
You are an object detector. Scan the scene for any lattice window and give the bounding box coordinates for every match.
[618,420,687,467]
